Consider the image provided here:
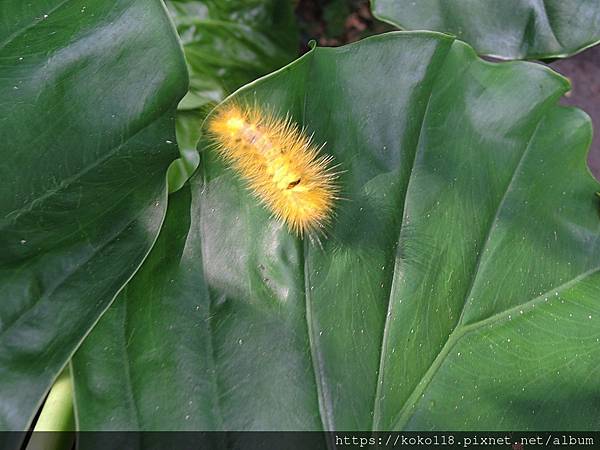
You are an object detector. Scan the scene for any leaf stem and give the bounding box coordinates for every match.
[26,366,75,450]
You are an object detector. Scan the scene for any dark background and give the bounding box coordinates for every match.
[295,0,600,180]
[552,47,600,179]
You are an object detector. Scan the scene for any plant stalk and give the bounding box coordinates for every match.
[26,366,75,450]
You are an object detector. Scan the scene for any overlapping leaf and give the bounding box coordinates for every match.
[0,0,187,431]
[372,0,600,60]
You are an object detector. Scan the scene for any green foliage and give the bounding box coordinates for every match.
[0,0,187,431]
[164,0,300,192]
[372,0,600,60]
[166,0,299,110]
[71,32,600,431]
[1,0,599,437]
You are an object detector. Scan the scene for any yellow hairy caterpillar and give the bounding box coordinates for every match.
[207,103,339,236]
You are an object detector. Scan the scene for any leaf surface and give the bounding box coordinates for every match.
[72,32,600,432]
[0,0,187,431]
[372,0,600,60]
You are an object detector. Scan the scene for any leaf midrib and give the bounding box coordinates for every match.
[300,47,334,434]
[371,39,457,430]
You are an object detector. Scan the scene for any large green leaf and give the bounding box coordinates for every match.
[166,0,299,111]
[72,32,600,431]
[371,0,600,60]
[0,0,187,431]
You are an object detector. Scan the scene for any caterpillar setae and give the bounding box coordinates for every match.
[207,103,339,236]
